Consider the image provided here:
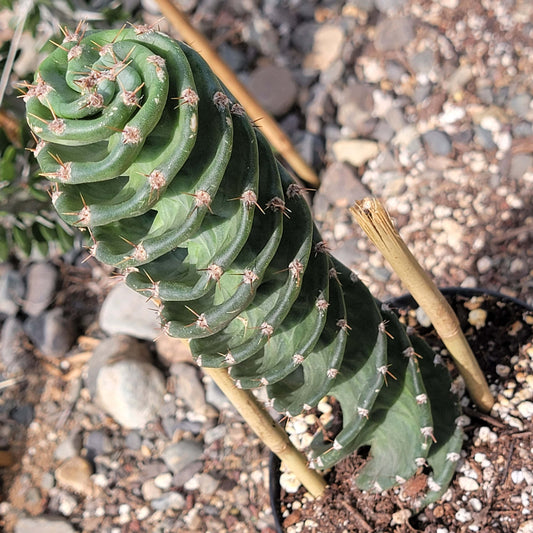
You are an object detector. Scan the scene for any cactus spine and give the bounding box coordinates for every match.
[25,25,463,507]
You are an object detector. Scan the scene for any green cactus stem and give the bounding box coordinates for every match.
[25,24,463,508]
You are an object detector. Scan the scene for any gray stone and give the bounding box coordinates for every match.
[15,517,76,533]
[444,64,474,95]
[124,431,142,450]
[54,431,82,461]
[510,154,533,180]
[385,107,407,132]
[95,356,166,429]
[24,308,76,358]
[336,80,374,134]
[217,43,246,72]
[291,22,319,55]
[150,491,186,511]
[173,460,204,488]
[372,120,395,143]
[375,0,408,12]
[294,132,324,170]
[247,64,297,117]
[375,16,415,52]
[422,130,453,157]
[22,262,58,316]
[385,60,408,83]
[161,440,204,475]
[172,363,207,413]
[86,335,151,396]
[84,430,113,457]
[10,404,34,426]
[474,126,497,150]
[205,377,235,412]
[513,122,533,138]
[314,162,371,216]
[409,48,435,75]
[99,282,161,341]
[509,94,532,119]
[0,316,34,375]
[0,264,24,316]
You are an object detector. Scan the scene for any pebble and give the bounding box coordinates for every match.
[154,334,194,366]
[423,130,453,157]
[303,24,345,71]
[55,456,93,495]
[95,356,166,429]
[0,264,25,316]
[14,517,76,533]
[455,508,473,523]
[314,162,370,215]
[161,440,204,475]
[518,521,533,533]
[518,401,533,419]
[24,307,76,358]
[476,256,493,274]
[58,491,78,516]
[54,431,82,461]
[172,363,208,414]
[374,16,415,52]
[0,316,34,375]
[141,479,162,501]
[512,470,525,484]
[247,64,297,116]
[391,509,412,525]
[22,262,57,316]
[154,472,173,491]
[458,476,480,492]
[99,282,161,341]
[468,308,488,329]
[332,139,379,167]
[150,492,186,511]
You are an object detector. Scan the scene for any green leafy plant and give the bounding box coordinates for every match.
[0,119,75,260]
[24,25,466,509]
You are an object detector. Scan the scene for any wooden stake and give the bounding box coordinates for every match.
[203,367,327,498]
[351,197,494,412]
[153,0,320,187]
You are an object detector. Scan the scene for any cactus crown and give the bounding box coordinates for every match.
[25,25,463,508]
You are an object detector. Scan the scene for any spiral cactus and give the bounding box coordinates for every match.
[24,24,463,507]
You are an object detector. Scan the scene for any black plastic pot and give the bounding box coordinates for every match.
[268,287,532,533]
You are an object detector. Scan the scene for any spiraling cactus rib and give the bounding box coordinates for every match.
[267,266,348,415]
[52,42,198,228]
[125,101,259,303]
[408,334,463,508]
[164,135,285,343]
[26,25,463,507]
[183,168,312,351]
[314,310,433,491]
[34,43,168,183]
[228,238,330,388]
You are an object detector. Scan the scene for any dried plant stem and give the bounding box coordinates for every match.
[203,367,327,498]
[153,0,319,187]
[351,197,494,412]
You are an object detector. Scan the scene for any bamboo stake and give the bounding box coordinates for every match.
[153,0,320,187]
[203,367,327,498]
[351,197,494,413]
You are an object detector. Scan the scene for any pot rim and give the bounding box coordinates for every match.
[385,286,533,312]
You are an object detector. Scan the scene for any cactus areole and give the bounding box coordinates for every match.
[25,25,464,508]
